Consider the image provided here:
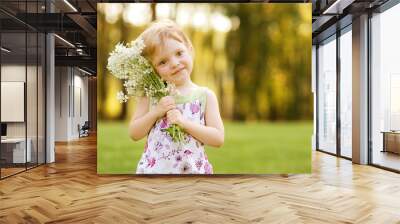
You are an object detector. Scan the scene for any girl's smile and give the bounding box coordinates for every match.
[172,66,185,76]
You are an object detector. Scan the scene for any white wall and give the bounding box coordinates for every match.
[1,65,26,139]
[73,73,89,137]
[55,67,89,141]
[55,66,69,141]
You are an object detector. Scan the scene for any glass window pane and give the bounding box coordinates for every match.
[38,33,45,165]
[371,4,400,171]
[1,31,27,177]
[1,0,46,179]
[27,31,38,169]
[318,36,337,154]
[340,28,352,158]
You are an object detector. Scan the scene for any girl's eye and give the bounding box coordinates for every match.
[176,51,182,56]
[158,60,166,66]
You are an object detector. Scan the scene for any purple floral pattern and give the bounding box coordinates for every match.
[136,87,213,174]
[160,117,169,129]
[190,102,200,115]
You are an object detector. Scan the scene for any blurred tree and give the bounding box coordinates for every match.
[98,3,312,121]
[97,8,106,120]
[226,4,312,120]
[225,4,271,120]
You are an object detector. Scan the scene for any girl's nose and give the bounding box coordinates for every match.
[170,57,180,68]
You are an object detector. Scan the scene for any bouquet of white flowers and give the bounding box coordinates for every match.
[107,38,185,143]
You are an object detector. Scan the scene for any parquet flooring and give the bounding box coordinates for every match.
[1,167,25,177]
[1,135,400,223]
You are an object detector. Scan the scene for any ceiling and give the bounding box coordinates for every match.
[312,0,390,44]
[0,0,97,75]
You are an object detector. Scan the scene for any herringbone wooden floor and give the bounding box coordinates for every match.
[1,135,400,224]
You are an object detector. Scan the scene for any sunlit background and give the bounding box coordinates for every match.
[97,3,313,174]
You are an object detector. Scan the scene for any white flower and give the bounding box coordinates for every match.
[107,37,185,142]
[116,91,128,103]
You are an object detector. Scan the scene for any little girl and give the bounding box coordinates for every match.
[129,20,224,174]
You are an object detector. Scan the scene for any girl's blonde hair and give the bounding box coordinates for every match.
[139,20,194,60]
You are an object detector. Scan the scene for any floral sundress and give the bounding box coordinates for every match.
[136,87,213,174]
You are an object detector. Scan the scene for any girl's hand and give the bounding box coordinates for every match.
[166,109,185,127]
[154,96,176,119]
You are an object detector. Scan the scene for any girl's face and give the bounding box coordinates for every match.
[151,38,193,87]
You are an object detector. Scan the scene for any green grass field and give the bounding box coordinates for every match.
[97,121,312,174]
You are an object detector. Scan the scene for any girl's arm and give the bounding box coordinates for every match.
[129,96,175,141]
[167,89,224,147]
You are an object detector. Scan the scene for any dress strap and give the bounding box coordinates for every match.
[198,87,208,112]
[174,86,208,106]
